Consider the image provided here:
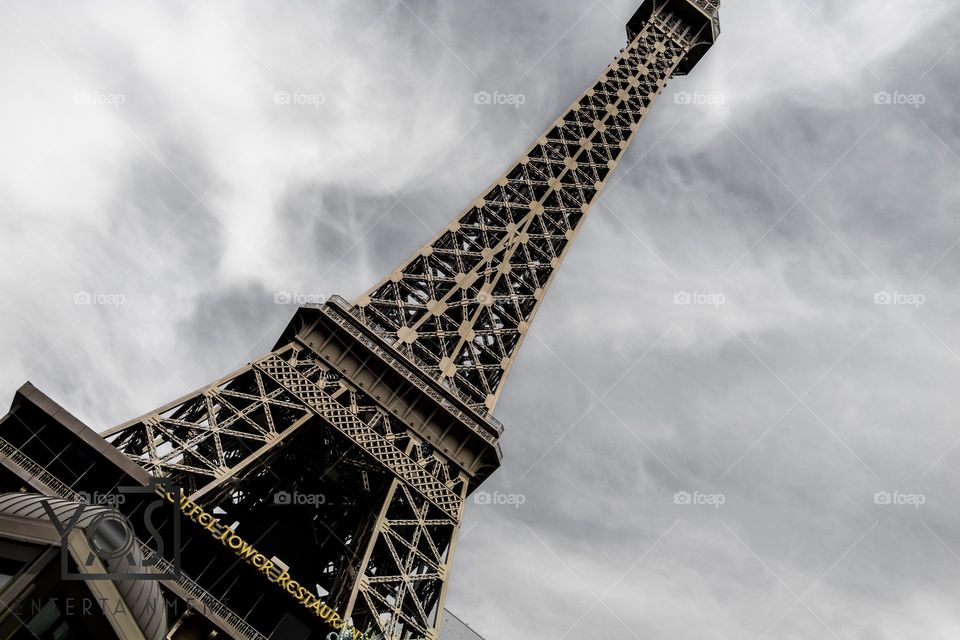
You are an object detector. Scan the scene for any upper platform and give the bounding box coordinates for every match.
[627,0,720,76]
[275,297,504,487]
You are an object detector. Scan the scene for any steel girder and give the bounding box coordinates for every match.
[356,11,702,415]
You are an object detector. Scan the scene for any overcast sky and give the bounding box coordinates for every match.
[2,1,960,638]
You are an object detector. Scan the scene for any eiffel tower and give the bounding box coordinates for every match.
[0,1,719,639]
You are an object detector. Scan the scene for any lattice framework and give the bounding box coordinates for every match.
[100,3,719,638]
[357,14,702,413]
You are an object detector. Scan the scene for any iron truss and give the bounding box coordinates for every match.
[356,12,701,414]
[103,2,717,638]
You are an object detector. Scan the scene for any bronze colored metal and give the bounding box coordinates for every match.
[97,2,720,638]
[356,0,720,414]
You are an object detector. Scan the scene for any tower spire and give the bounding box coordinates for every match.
[356,0,720,413]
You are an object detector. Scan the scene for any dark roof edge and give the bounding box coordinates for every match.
[7,382,152,487]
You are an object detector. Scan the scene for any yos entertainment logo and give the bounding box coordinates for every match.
[42,479,181,581]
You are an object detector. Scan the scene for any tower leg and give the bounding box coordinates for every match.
[103,335,475,639]
[345,460,467,639]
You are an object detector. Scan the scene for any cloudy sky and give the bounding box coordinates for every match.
[2,0,960,638]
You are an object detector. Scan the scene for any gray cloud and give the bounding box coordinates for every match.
[2,0,960,638]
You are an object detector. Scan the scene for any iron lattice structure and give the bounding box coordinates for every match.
[102,1,719,638]
[356,0,720,413]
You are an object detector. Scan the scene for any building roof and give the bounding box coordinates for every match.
[441,610,487,640]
